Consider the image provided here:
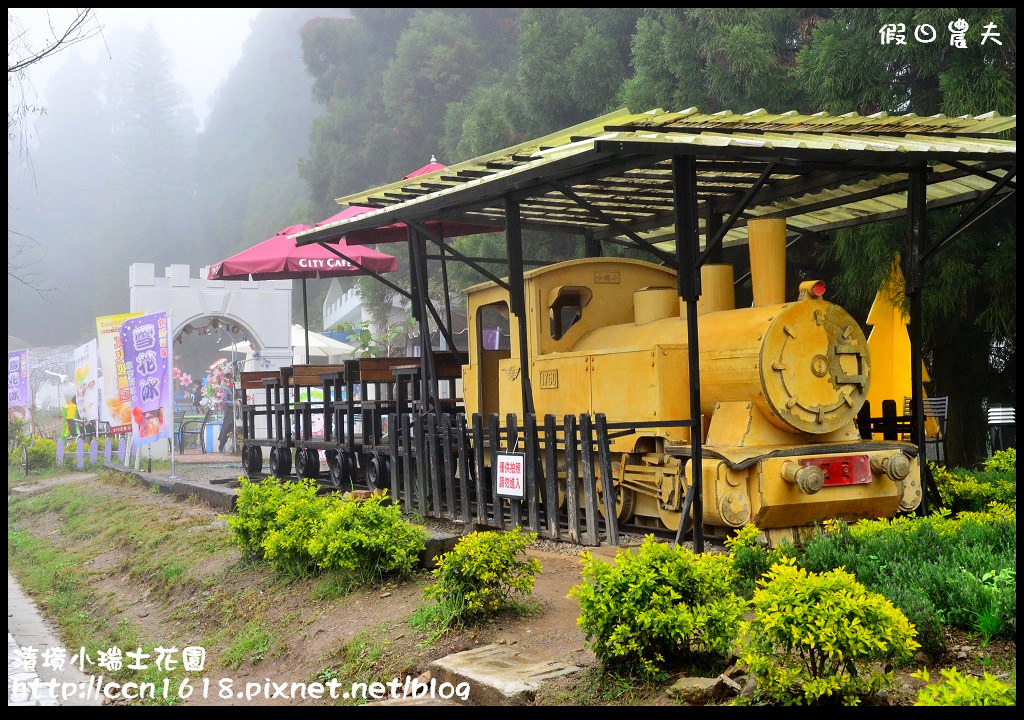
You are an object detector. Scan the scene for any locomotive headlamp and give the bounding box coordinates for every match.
[797,280,827,300]
[782,461,825,495]
[871,452,912,482]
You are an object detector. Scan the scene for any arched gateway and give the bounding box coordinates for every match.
[127,263,292,459]
[128,263,293,369]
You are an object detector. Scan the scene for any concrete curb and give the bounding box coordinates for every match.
[106,464,238,512]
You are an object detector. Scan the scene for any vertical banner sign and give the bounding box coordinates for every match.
[8,350,30,410]
[495,452,526,499]
[96,313,141,434]
[73,340,100,423]
[119,312,172,446]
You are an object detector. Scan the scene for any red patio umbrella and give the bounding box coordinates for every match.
[209,224,397,280]
[208,224,398,363]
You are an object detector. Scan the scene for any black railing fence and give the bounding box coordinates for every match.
[386,412,620,547]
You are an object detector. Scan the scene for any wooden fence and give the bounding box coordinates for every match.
[385,412,620,547]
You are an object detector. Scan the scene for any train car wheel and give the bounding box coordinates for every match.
[342,451,359,487]
[296,448,320,480]
[269,447,292,478]
[366,453,388,490]
[325,451,341,489]
[242,444,263,477]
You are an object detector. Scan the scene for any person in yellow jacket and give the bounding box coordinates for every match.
[63,396,79,438]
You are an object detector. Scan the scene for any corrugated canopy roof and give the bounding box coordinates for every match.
[294,107,1016,251]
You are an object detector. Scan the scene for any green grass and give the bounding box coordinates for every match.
[316,624,401,705]
[221,621,275,670]
[536,667,664,705]
[310,570,360,601]
[7,525,184,705]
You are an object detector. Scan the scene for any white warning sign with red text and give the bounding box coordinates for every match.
[495,452,525,499]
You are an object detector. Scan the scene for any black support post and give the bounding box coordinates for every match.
[672,154,704,553]
[407,227,439,416]
[505,198,535,416]
[906,163,929,516]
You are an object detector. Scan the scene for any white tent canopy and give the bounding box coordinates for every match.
[221,324,356,364]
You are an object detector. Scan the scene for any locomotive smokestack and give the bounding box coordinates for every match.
[697,264,736,314]
[748,218,787,306]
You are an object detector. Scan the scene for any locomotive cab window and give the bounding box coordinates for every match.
[478,302,511,351]
[549,286,593,341]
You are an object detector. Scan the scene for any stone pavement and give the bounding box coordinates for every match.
[8,573,102,706]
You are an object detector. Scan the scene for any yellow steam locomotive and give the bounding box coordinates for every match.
[460,218,922,544]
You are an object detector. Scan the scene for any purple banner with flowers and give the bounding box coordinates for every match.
[8,350,30,408]
[119,312,172,446]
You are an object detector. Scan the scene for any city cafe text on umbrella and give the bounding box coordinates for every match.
[207,225,398,363]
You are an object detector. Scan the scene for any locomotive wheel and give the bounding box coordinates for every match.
[598,483,637,524]
[366,452,388,491]
[269,447,292,478]
[658,505,693,536]
[597,460,637,523]
[242,444,263,478]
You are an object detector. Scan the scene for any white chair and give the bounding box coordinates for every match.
[904,396,949,465]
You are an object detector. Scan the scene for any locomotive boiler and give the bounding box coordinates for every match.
[461,218,922,544]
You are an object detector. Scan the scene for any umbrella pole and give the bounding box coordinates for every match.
[302,277,310,364]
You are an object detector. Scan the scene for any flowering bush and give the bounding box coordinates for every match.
[200,358,234,412]
[172,367,193,388]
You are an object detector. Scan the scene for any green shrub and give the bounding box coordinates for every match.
[28,438,58,470]
[803,510,1016,645]
[8,414,28,449]
[8,436,59,472]
[260,479,333,575]
[226,477,289,560]
[307,493,426,584]
[570,536,746,678]
[724,524,793,598]
[931,463,1015,513]
[879,584,946,658]
[227,478,426,584]
[983,448,1016,473]
[418,527,541,634]
[913,668,1015,706]
[740,559,919,706]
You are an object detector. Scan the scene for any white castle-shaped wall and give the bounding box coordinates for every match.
[129,263,293,370]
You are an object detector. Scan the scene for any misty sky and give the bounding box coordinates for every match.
[10,7,262,128]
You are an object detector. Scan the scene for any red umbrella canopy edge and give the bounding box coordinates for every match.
[208,224,397,281]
